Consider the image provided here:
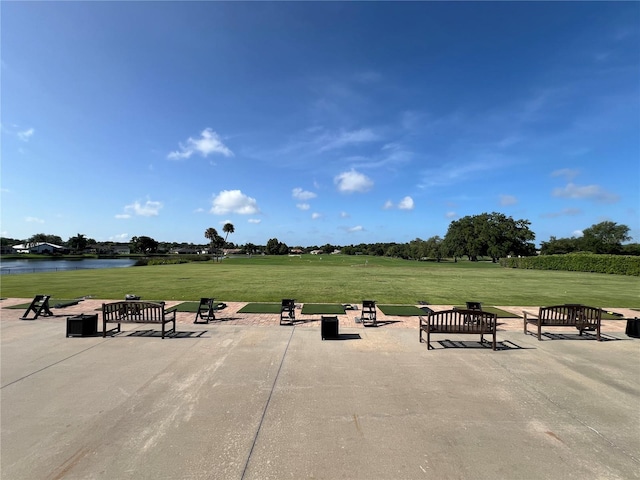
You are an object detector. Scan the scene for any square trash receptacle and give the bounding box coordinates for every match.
[66,314,98,337]
[321,316,339,340]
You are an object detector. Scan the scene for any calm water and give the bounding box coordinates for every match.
[0,258,137,275]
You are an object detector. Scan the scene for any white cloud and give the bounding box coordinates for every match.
[340,211,350,218]
[115,214,131,219]
[18,128,34,142]
[311,212,322,220]
[297,203,310,211]
[572,230,584,238]
[398,196,414,210]
[347,225,364,233]
[500,195,518,206]
[110,233,129,241]
[123,200,163,217]
[248,218,261,224]
[211,190,260,215]
[446,211,457,219]
[168,128,233,160]
[292,188,317,201]
[25,216,44,223]
[552,183,619,203]
[334,169,374,194]
[383,196,414,210]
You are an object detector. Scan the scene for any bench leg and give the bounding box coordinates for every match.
[537,323,542,341]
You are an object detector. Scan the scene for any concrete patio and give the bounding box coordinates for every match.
[1,299,639,479]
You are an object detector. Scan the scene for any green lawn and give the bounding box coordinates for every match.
[1,255,638,306]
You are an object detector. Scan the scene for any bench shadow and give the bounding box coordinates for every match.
[539,331,620,342]
[120,329,209,339]
[434,339,527,351]
[362,320,403,327]
[194,316,243,323]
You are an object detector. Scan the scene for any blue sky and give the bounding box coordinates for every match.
[2,2,638,248]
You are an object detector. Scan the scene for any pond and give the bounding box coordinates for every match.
[0,258,137,275]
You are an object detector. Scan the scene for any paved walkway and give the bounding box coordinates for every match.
[1,298,638,479]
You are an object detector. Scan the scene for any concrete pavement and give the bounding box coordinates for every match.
[1,300,639,479]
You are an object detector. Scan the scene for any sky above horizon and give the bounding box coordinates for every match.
[2,2,639,248]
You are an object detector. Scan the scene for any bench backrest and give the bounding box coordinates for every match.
[102,301,168,323]
[538,304,601,328]
[423,309,497,333]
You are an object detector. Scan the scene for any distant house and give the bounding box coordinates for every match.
[223,249,243,256]
[170,247,198,254]
[94,243,131,255]
[12,242,69,254]
[330,249,342,255]
[290,248,304,255]
[310,250,323,255]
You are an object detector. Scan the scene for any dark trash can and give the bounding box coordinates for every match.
[66,314,98,337]
[321,316,339,340]
[626,318,640,338]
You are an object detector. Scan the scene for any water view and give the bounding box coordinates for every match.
[0,258,137,275]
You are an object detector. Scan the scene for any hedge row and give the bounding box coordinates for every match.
[499,253,640,276]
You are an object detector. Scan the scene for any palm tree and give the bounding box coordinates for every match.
[222,222,235,247]
[204,228,220,258]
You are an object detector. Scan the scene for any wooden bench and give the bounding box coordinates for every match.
[102,301,177,339]
[523,304,601,341]
[420,309,498,350]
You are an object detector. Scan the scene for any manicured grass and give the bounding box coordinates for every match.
[237,303,282,314]
[377,305,427,316]
[5,298,80,310]
[300,304,346,315]
[1,255,638,306]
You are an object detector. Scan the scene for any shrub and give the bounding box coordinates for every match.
[499,253,640,276]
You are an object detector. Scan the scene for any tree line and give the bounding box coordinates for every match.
[2,213,637,260]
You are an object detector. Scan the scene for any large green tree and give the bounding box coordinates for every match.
[580,221,631,254]
[443,212,535,262]
[131,236,159,253]
[67,233,88,253]
[28,233,65,246]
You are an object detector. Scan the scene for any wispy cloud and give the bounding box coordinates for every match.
[445,212,457,219]
[211,190,260,215]
[25,216,44,223]
[311,212,323,220]
[248,218,261,224]
[18,128,34,142]
[318,128,378,152]
[551,168,580,181]
[540,208,582,218]
[168,128,233,160]
[499,195,518,206]
[552,183,619,203]
[334,169,374,193]
[297,203,310,211]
